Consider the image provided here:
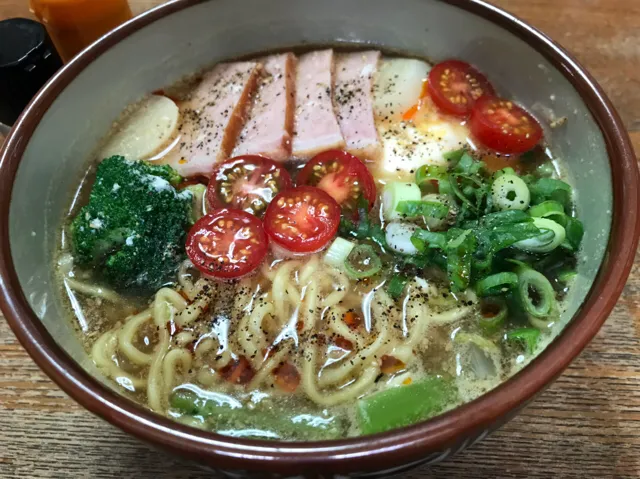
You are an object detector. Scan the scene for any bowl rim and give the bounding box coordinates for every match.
[0,0,638,474]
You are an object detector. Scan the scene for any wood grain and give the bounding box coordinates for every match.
[1,1,639,478]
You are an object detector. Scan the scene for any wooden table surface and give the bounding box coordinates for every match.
[1,1,640,477]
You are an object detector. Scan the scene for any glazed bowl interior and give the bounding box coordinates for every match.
[1,0,630,474]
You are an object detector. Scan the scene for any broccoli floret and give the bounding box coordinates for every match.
[70,155,192,291]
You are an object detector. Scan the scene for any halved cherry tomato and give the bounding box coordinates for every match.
[264,186,340,254]
[427,60,494,117]
[296,150,376,213]
[186,208,268,279]
[470,96,543,154]
[206,155,292,218]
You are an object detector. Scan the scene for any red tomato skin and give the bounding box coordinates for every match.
[185,208,268,279]
[206,155,292,217]
[264,186,340,254]
[296,150,376,210]
[469,96,543,155]
[427,60,495,117]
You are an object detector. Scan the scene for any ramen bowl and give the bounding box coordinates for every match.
[0,0,638,477]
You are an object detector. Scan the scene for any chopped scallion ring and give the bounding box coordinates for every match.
[478,298,508,335]
[475,272,518,297]
[517,267,556,318]
[491,173,531,211]
[514,217,565,253]
[382,182,421,220]
[324,237,356,268]
[505,328,541,355]
[344,244,382,279]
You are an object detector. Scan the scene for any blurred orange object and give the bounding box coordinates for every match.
[30,0,133,62]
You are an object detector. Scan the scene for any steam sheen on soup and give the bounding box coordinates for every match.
[56,50,583,440]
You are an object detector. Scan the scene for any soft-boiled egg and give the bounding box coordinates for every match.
[373,58,471,179]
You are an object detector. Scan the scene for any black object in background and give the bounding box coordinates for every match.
[0,18,62,126]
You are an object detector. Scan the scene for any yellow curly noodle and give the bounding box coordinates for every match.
[64,253,477,415]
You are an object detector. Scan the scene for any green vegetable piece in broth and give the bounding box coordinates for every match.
[387,274,410,299]
[170,390,344,440]
[491,174,531,211]
[514,217,566,253]
[516,267,557,319]
[396,200,449,220]
[475,272,519,297]
[411,229,447,251]
[478,298,508,335]
[563,217,585,251]
[529,177,572,208]
[357,377,457,435]
[415,164,447,189]
[344,244,382,279]
[70,155,192,291]
[505,328,541,355]
[382,182,421,220]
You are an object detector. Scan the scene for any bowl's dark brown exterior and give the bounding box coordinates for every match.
[0,0,638,477]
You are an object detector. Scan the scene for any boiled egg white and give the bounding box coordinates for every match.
[374,58,471,180]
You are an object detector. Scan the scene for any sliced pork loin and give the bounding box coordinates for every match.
[291,49,345,160]
[163,61,261,177]
[334,51,382,161]
[233,53,296,161]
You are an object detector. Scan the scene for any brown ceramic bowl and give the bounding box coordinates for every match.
[0,0,638,477]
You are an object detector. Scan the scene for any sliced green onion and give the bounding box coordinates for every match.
[344,244,382,279]
[535,162,556,178]
[422,194,454,230]
[324,237,356,268]
[415,165,447,189]
[528,200,564,218]
[396,200,449,220]
[475,272,519,297]
[438,177,453,195]
[357,376,457,435]
[454,332,500,354]
[446,230,475,292]
[184,184,207,223]
[386,222,420,255]
[517,268,556,318]
[529,177,572,206]
[454,152,483,175]
[528,315,555,330]
[505,328,541,355]
[564,217,584,251]
[491,174,531,211]
[530,177,571,197]
[411,229,447,251]
[486,222,551,252]
[479,209,531,228]
[514,217,565,253]
[443,148,466,163]
[494,167,516,178]
[447,229,473,250]
[448,173,478,212]
[557,269,577,283]
[387,274,409,299]
[478,298,507,335]
[448,251,472,292]
[382,182,421,220]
